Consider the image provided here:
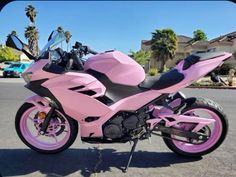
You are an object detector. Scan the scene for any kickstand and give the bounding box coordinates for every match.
[122,138,139,173]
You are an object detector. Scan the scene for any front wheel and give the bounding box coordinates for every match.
[163,98,228,157]
[15,103,78,154]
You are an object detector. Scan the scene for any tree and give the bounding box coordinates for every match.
[151,28,177,72]
[0,47,19,62]
[65,31,72,51]
[25,5,37,24]
[57,26,64,33]
[129,49,151,65]
[25,5,39,57]
[193,29,207,41]
[24,26,39,56]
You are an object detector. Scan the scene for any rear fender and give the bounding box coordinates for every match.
[24,95,51,113]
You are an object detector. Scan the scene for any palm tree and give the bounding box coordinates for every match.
[25,26,39,56]
[65,31,72,51]
[25,4,39,57]
[57,26,64,33]
[151,28,177,73]
[25,5,37,25]
[10,31,17,36]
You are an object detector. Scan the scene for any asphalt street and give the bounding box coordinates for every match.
[0,78,235,177]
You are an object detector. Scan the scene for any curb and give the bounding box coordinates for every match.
[187,86,236,90]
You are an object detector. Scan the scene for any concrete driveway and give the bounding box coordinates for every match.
[0,80,235,177]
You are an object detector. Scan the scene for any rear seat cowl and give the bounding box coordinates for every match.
[182,52,226,70]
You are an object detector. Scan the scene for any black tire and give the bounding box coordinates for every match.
[162,97,228,157]
[3,73,7,78]
[15,103,79,154]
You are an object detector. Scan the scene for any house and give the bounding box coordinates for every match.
[0,44,30,62]
[141,31,236,70]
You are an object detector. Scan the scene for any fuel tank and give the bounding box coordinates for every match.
[84,51,145,86]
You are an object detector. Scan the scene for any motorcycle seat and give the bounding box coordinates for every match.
[139,69,185,90]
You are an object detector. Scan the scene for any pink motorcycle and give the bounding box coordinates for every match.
[6,31,231,172]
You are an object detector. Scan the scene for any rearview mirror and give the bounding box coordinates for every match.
[6,35,24,51]
[5,35,37,61]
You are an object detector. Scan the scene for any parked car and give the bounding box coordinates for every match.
[3,62,30,77]
[0,61,14,70]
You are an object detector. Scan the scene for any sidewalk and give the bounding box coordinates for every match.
[189,76,236,89]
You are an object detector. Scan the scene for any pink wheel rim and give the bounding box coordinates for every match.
[172,108,223,153]
[20,106,71,151]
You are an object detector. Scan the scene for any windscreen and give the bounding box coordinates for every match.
[39,31,66,56]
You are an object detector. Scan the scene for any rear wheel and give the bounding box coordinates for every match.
[15,103,78,154]
[163,98,228,157]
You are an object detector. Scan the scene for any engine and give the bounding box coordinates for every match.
[103,112,147,139]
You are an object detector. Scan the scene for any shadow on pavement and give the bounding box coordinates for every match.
[0,148,202,177]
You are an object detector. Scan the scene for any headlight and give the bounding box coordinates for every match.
[49,50,61,63]
[21,72,33,83]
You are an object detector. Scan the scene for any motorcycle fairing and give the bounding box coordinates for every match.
[41,72,110,121]
[23,50,232,137]
[84,51,145,86]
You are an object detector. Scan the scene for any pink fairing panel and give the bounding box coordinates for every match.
[155,52,232,93]
[79,52,232,137]
[84,51,145,86]
[23,59,58,81]
[42,72,110,121]
[24,94,51,114]
[80,90,162,137]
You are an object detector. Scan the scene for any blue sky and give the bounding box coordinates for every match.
[0,1,236,54]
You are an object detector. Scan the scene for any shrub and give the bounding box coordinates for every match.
[0,47,19,62]
[163,65,170,72]
[148,68,158,76]
[213,63,236,75]
[129,49,151,65]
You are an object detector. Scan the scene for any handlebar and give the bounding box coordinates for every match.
[86,47,98,55]
[54,41,98,71]
[73,41,98,55]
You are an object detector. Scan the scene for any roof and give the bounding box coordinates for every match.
[177,35,192,43]
[185,40,209,47]
[210,31,236,43]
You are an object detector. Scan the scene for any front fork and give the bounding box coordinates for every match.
[25,95,58,135]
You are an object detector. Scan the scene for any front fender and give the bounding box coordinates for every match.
[24,95,51,113]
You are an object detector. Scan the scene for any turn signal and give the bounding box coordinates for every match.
[38,112,46,119]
